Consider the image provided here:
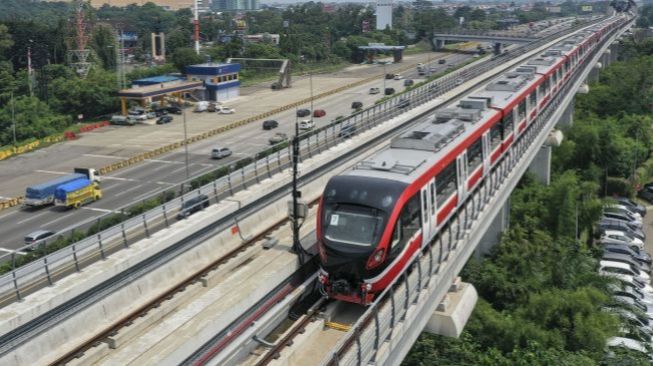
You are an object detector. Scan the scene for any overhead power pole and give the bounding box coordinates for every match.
[193,0,200,55]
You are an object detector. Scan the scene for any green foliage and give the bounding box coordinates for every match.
[0,95,70,145]
[171,48,204,72]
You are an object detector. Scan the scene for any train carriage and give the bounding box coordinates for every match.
[317,16,628,305]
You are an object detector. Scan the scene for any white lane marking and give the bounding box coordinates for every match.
[80,207,114,213]
[0,210,19,219]
[15,210,52,225]
[145,159,184,165]
[114,184,144,198]
[83,154,126,159]
[35,170,69,175]
[42,212,80,227]
[0,248,26,255]
[156,181,175,186]
[100,176,139,182]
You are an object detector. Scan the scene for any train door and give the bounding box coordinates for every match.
[456,152,468,201]
[420,181,434,244]
[482,131,490,174]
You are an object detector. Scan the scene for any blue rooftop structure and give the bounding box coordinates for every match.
[185,62,241,102]
[132,75,185,86]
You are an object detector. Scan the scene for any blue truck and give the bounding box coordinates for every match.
[54,178,103,209]
[24,168,100,207]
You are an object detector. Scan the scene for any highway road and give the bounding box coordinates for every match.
[0,52,472,252]
[0,15,586,253]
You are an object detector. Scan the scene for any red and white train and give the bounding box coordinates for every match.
[317,16,628,305]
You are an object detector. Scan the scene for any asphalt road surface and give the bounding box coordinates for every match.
[0,53,472,252]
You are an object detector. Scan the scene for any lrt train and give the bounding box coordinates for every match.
[317,16,628,305]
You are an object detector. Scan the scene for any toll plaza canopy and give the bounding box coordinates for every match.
[117,79,204,115]
[357,43,406,63]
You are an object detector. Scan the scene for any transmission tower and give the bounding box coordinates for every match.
[67,0,92,78]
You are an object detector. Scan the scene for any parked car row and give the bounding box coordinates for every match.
[598,196,653,358]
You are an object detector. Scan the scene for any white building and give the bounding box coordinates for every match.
[376,0,393,30]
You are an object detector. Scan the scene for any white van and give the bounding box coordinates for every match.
[194,101,209,112]
[600,260,650,281]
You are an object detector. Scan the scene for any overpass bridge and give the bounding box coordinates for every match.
[431,31,537,53]
[0,14,633,366]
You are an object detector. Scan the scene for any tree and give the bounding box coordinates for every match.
[171,47,203,72]
[91,24,116,70]
[0,95,70,145]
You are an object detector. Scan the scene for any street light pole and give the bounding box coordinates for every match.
[309,73,314,123]
[291,120,304,264]
[11,91,16,147]
[383,62,386,91]
[182,96,190,184]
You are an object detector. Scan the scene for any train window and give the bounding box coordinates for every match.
[435,161,457,207]
[552,71,557,86]
[528,91,537,110]
[467,138,483,172]
[502,108,514,135]
[564,60,570,73]
[323,204,385,247]
[422,191,428,223]
[517,100,527,121]
[544,78,550,94]
[490,123,502,151]
[538,83,545,98]
[390,195,421,256]
[430,182,435,215]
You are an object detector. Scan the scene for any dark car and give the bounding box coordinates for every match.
[604,244,652,265]
[397,99,410,109]
[24,229,55,251]
[262,120,279,130]
[610,196,646,217]
[338,123,357,138]
[597,218,645,241]
[156,115,173,124]
[637,186,653,203]
[438,59,446,64]
[177,194,210,219]
[166,106,183,115]
[154,108,168,117]
[385,73,394,79]
[351,101,363,109]
[384,88,395,96]
[297,109,311,117]
[404,79,414,87]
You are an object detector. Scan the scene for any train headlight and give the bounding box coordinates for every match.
[366,248,386,270]
[318,272,329,284]
[364,283,372,291]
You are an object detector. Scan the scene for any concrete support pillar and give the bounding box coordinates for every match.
[120,97,127,116]
[475,198,510,258]
[435,39,445,50]
[557,102,574,128]
[587,63,601,83]
[424,280,478,338]
[528,144,552,186]
[603,50,611,67]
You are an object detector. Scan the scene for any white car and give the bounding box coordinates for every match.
[393,74,403,80]
[299,119,315,130]
[600,260,650,281]
[217,106,235,114]
[604,273,653,295]
[600,230,644,251]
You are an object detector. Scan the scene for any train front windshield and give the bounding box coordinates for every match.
[323,204,384,247]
